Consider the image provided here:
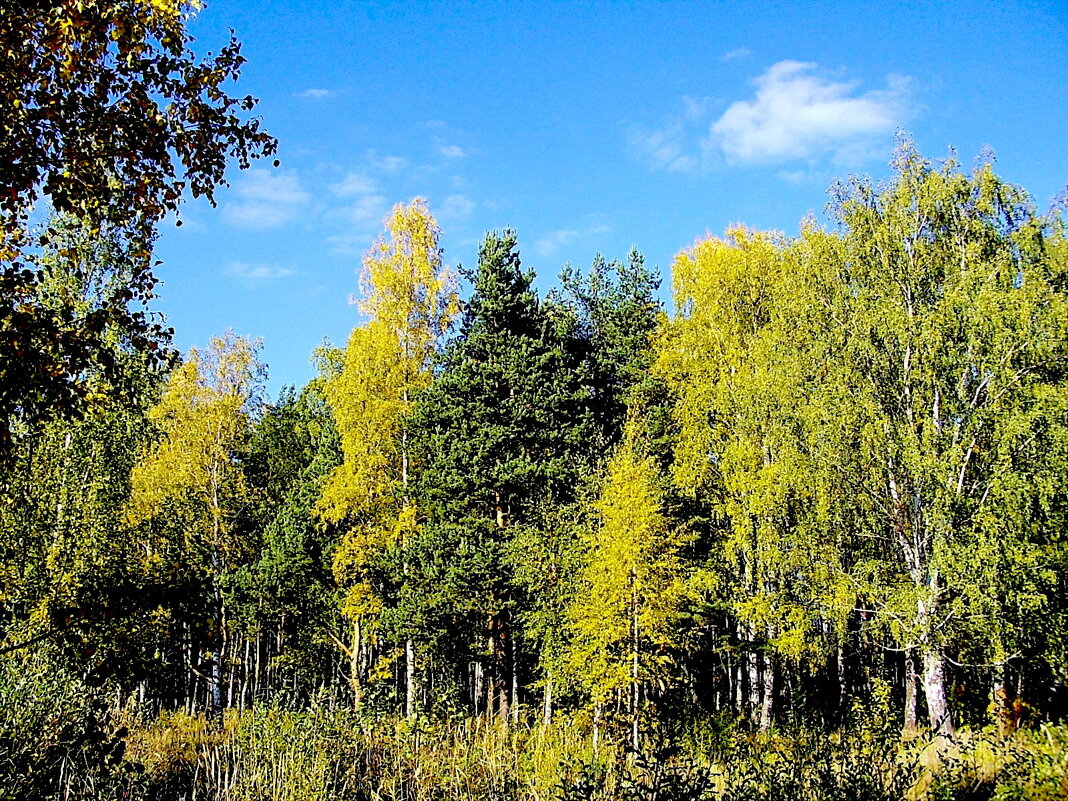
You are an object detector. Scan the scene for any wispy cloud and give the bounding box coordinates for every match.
[438,194,474,220]
[222,169,310,229]
[368,152,408,172]
[533,224,610,258]
[330,172,378,197]
[709,61,912,165]
[720,47,751,62]
[439,144,466,159]
[628,95,714,173]
[339,194,390,227]
[227,261,294,280]
[296,88,334,100]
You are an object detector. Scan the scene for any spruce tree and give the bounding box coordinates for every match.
[410,230,591,720]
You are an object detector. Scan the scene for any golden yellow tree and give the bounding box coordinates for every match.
[653,228,855,730]
[127,330,264,719]
[320,198,457,714]
[566,432,685,750]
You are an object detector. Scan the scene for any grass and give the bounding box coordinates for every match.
[110,707,1068,801]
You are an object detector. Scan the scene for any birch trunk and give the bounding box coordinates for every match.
[903,648,919,733]
[922,647,955,738]
[759,646,775,731]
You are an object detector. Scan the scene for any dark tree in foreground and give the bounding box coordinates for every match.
[0,0,276,445]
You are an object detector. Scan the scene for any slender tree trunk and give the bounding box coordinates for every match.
[351,619,364,710]
[543,675,553,725]
[836,646,848,723]
[746,625,760,727]
[593,702,602,755]
[510,630,519,725]
[487,618,499,719]
[491,490,512,726]
[474,659,484,717]
[724,654,732,715]
[211,569,227,723]
[499,613,511,725]
[734,655,744,713]
[240,637,250,710]
[992,661,1014,734]
[405,638,418,718]
[759,639,775,731]
[904,648,919,733]
[631,580,640,752]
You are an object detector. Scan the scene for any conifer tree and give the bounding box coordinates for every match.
[411,230,591,721]
[565,431,684,750]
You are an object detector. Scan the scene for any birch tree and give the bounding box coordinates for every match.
[127,331,264,719]
[319,198,457,715]
[829,142,1068,737]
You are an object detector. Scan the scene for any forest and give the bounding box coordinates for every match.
[3,3,1068,800]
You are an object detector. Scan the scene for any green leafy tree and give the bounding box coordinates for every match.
[410,230,593,721]
[231,382,345,698]
[0,0,276,444]
[0,216,167,677]
[825,143,1068,736]
[654,227,854,729]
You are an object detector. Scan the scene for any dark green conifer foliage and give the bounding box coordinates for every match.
[233,383,345,690]
[409,230,592,718]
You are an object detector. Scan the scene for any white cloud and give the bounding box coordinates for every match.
[330,172,378,197]
[628,95,714,173]
[222,169,310,229]
[534,230,579,257]
[227,261,294,280]
[710,61,911,165]
[720,47,751,62]
[533,224,610,258]
[439,144,466,159]
[438,194,474,220]
[296,88,334,99]
[628,124,700,173]
[340,194,389,227]
[369,153,408,172]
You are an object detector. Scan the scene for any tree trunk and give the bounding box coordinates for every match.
[836,646,848,723]
[405,638,418,718]
[992,661,1014,734]
[903,648,919,733]
[746,625,760,727]
[631,582,640,752]
[922,647,955,738]
[593,702,602,755]
[759,646,775,731]
[351,620,364,710]
[498,612,511,725]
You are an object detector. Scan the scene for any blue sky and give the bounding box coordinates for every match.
[155,0,1068,395]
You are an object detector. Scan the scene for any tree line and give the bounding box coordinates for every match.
[3,141,1066,749]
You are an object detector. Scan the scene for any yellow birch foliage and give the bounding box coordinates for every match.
[566,437,684,706]
[654,228,853,661]
[320,199,458,620]
[127,331,263,565]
